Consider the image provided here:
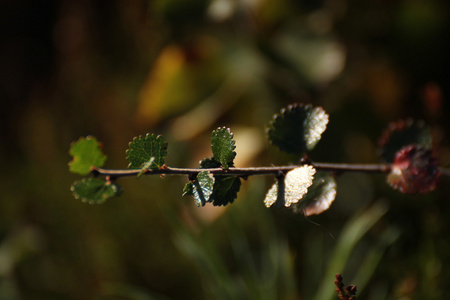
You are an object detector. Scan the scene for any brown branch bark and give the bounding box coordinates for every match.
[91,162,392,179]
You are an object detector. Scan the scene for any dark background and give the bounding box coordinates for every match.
[1,0,450,299]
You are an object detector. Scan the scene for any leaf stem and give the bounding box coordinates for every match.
[92,162,392,179]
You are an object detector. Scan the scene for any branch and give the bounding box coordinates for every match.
[92,162,392,179]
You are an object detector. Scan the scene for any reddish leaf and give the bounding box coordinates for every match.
[378,119,431,162]
[387,145,440,194]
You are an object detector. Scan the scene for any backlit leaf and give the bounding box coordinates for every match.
[292,172,337,216]
[126,134,168,169]
[182,182,194,196]
[264,180,285,208]
[264,165,316,207]
[191,171,215,207]
[198,157,240,206]
[69,136,107,175]
[379,119,432,162]
[211,127,236,169]
[71,178,121,204]
[267,104,329,155]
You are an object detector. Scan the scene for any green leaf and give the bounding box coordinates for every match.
[267,104,329,155]
[71,178,121,204]
[137,157,155,177]
[69,136,107,175]
[182,182,194,196]
[191,171,215,207]
[264,165,316,208]
[199,157,222,169]
[126,134,168,169]
[291,172,337,216]
[211,127,237,169]
[379,119,432,162]
[198,158,240,206]
[210,176,241,206]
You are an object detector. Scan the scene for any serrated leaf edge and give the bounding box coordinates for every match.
[70,178,121,204]
[211,127,237,170]
[266,103,329,153]
[125,133,168,169]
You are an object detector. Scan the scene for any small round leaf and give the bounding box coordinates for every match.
[69,136,107,175]
[267,104,329,154]
[210,176,241,206]
[387,145,440,194]
[126,134,168,169]
[71,178,121,204]
[191,171,215,207]
[264,165,316,208]
[292,172,337,216]
[211,127,237,169]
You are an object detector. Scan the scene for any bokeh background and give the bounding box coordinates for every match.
[1,0,450,299]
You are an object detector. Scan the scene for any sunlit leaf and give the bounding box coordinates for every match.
[126,134,168,169]
[182,182,194,196]
[264,180,285,208]
[69,136,107,175]
[387,145,440,194]
[379,119,432,162]
[211,127,237,169]
[210,176,241,206]
[267,104,329,154]
[71,178,121,204]
[191,171,215,207]
[292,172,337,216]
[264,165,316,207]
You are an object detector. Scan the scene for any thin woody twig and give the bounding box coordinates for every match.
[91,162,392,179]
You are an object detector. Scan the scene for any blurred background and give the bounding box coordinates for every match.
[1,0,450,299]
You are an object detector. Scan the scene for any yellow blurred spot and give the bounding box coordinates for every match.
[136,45,185,126]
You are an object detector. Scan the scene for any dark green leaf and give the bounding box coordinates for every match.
[379,119,432,162]
[191,171,215,207]
[69,136,107,175]
[291,172,336,215]
[71,178,121,204]
[210,176,241,206]
[211,127,236,169]
[199,157,222,169]
[126,134,168,169]
[267,103,329,154]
